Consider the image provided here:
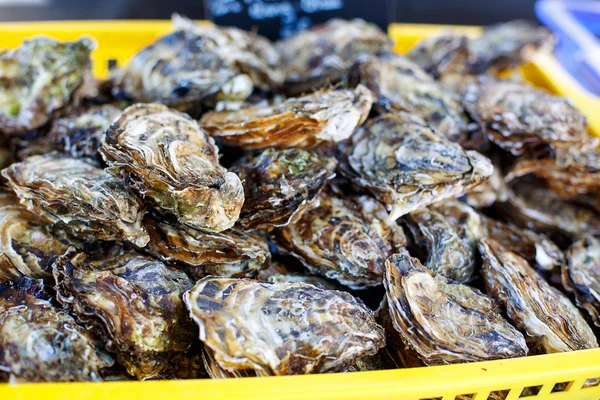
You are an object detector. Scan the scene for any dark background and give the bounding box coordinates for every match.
[0,0,538,39]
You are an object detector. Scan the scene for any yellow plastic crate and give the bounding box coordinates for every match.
[0,21,599,400]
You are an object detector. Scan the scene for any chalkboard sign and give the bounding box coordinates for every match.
[204,0,395,40]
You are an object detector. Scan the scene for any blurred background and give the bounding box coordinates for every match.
[0,0,537,39]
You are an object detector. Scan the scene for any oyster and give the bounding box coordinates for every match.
[403,205,477,283]
[144,216,270,280]
[200,85,373,149]
[46,104,122,162]
[114,16,282,110]
[184,278,385,375]
[339,114,493,220]
[384,251,528,365]
[274,188,406,289]
[563,236,600,327]
[257,261,341,290]
[0,145,12,170]
[2,154,149,246]
[0,278,113,382]
[276,18,393,95]
[497,179,600,236]
[202,347,256,379]
[230,148,336,229]
[463,80,587,155]
[0,37,93,134]
[101,103,244,233]
[465,161,507,208]
[0,189,70,281]
[468,20,553,74]
[406,31,469,78]
[53,249,196,380]
[356,53,469,142]
[479,239,597,353]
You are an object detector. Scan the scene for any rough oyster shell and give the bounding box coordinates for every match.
[0,37,93,134]
[46,104,122,162]
[479,239,598,353]
[1,154,149,246]
[0,278,113,382]
[230,148,336,229]
[384,251,528,365]
[465,160,508,208]
[114,16,282,109]
[463,80,587,155]
[563,236,600,327]
[356,53,470,143]
[200,85,373,149]
[0,189,70,281]
[339,113,493,220]
[184,277,385,376]
[101,103,244,233]
[53,249,196,380]
[144,216,270,280]
[406,31,469,78]
[274,188,406,289]
[257,261,342,290]
[276,18,393,95]
[403,205,477,283]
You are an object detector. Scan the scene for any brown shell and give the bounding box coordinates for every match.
[0,37,93,134]
[200,85,373,149]
[465,161,508,208]
[406,31,469,78]
[274,188,406,289]
[0,278,113,382]
[339,113,493,220]
[479,239,598,353]
[463,79,587,155]
[101,103,244,233]
[357,53,470,143]
[257,261,342,290]
[276,18,393,95]
[0,189,70,281]
[563,236,600,327]
[184,278,385,376]
[384,251,528,365]
[53,250,196,380]
[1,154,149,246]
[46,104,122,162]
[403,205,478,283]
[144,216,270,280]
[230,148,336,229]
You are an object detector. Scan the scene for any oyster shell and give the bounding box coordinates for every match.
[468,20,553,74]
[0,37,93,134]
[0,278,113,382]
[53,249,196,380]
[384,251,528,365]
[356,53,469,143]
[230,148,336,229]
[463,80,587,155]
[1,154,149,246]
[184,277,385,375]
[114,16,282,110]
[406,31,469,78]
[479,239,598,353]
[403,205,477,283]
[0,145,12,171]
[46,104,122,162]
[465,161,507,208]
[101,103,244,233]
[339,113,493,220]
[0,189,70,281]
[563,236,600,327]
[257,261,342,290]
[276,18,393,95]
[144,216,270,280]
[274,188,406,289]
[200,85,373,149]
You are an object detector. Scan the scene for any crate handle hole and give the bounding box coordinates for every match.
[551,382,572,393]
[519,385,542,397]
[488,389,510,399]
[582,377,600,388]
[107,58,118,70]
[454,394,474,399]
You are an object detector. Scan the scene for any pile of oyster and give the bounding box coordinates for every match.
[1,16,599,383]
